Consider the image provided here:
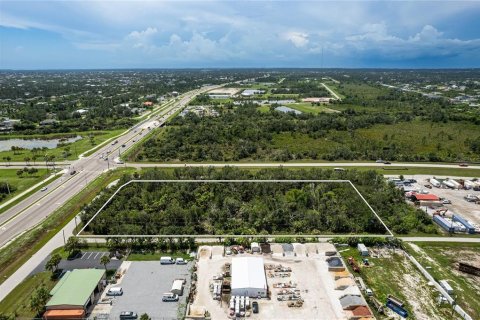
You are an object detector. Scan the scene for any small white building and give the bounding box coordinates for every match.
[231,257,267,298]
[357,243,369,256]
[171,279,184,296]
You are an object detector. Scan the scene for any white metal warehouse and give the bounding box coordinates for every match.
[231,256,268,298]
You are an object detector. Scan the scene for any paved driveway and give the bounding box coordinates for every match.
[110,261,192,320]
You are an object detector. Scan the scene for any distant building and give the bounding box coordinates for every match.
[241,89,265,96]
[143,101,154,107]
[40,119,58,126]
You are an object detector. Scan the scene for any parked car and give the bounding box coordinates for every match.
[162,292,179,302]
[252,301,259,313]
[442,199,452,204]
[119,311,138,320]
[160,256,175,264]
[424,184,432,189]
[225,247,232,255]
[106,287,123,296]
[176,257,187,265]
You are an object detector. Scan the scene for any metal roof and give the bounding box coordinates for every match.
[231,257,267,290]
[47,269,105,308]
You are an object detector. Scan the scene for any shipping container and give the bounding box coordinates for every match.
[452,215,476,234]
[433,215,455,233]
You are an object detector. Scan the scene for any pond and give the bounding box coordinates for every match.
[0,136,82,152]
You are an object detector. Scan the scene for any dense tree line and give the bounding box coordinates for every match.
[81,168,436,236]
[134,102,479,162]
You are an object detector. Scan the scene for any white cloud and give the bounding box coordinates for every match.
[281,31,309,48]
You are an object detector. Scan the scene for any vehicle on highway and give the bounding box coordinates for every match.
[132,139,136,142]
[384,161,391,165]
[106,287,123,296]
[121,144,126,148]
[40,187,48,192]
[375,159,384,163]
[459,163,469,167]
[252,301,259,313]
[70,170,76,175]
[162,292,179,302]
[119,311,138,320]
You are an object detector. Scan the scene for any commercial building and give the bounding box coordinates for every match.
[231,257,268,298]
[44,269,105,317]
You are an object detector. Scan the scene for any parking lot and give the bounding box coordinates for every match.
[191,243,356,319]
[406,175,480,225]
[102,261,192,319]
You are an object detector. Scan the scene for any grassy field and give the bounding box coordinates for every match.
[406,242,480,320]
[271,120,480,162]
[0,168,50,205]
[339,247,456,320]
[0,129,124,162]
[287,102,339,114]
[0,167,137,286]
[0,271,56,317]
[127,251,191,261]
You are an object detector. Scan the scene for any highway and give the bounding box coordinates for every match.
[125,162,480,170]
[0,85,219,249]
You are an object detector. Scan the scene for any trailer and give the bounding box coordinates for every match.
[433,214,455,233]
[430,178,441,188]
[452,215,476,234]
[439,280,454,294]
[386,300,408,318]
[464,180,476,190]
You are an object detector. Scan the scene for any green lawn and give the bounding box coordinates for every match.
[406,242,480,320]
[0,169,50,205]
[0,271,56,318]
[0,129,124,162]
[339,247,456,320]
[127,251,192,261]
[287,103,339,114]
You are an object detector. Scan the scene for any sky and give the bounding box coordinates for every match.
[1,1,480,69]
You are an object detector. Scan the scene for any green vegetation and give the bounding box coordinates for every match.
[406,242,480,319]
[133,74,479,163]
[0,168,136,286]
[0,168,50,204]
[81,167,436,236]
[339,246,456,320]
[0,272,55,318]
[286,103,338,114]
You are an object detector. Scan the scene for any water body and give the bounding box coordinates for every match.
[275,106,302,115]
[0,136,82,152]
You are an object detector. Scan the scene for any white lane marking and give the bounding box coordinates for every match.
[80,253,87,259]
[94,252,100,259]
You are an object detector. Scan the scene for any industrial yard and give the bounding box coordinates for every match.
[391,175,480,233]
[188,243,374,320]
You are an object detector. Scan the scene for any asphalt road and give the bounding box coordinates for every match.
[125,162,480,169]
[0,85,219,249]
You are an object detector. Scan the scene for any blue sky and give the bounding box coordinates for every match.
[1,1,480,69]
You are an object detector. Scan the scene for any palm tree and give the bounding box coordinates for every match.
[24,157,30,166]
[100,255,111,277]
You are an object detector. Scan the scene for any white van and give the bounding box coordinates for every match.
[160,256,175,265]
[162,292,179,302]
[106,287,123,296]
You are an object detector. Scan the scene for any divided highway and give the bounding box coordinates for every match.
[0,85,218,249]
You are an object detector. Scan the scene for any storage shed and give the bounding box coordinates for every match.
[357,243,369,256]
[46,269,105,311]
[231,257,267,298]
[171,279,184,296]
[251,242,261,253]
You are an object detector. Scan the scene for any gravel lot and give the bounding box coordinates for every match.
[106,261,192,320]
[191,244,353,320]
